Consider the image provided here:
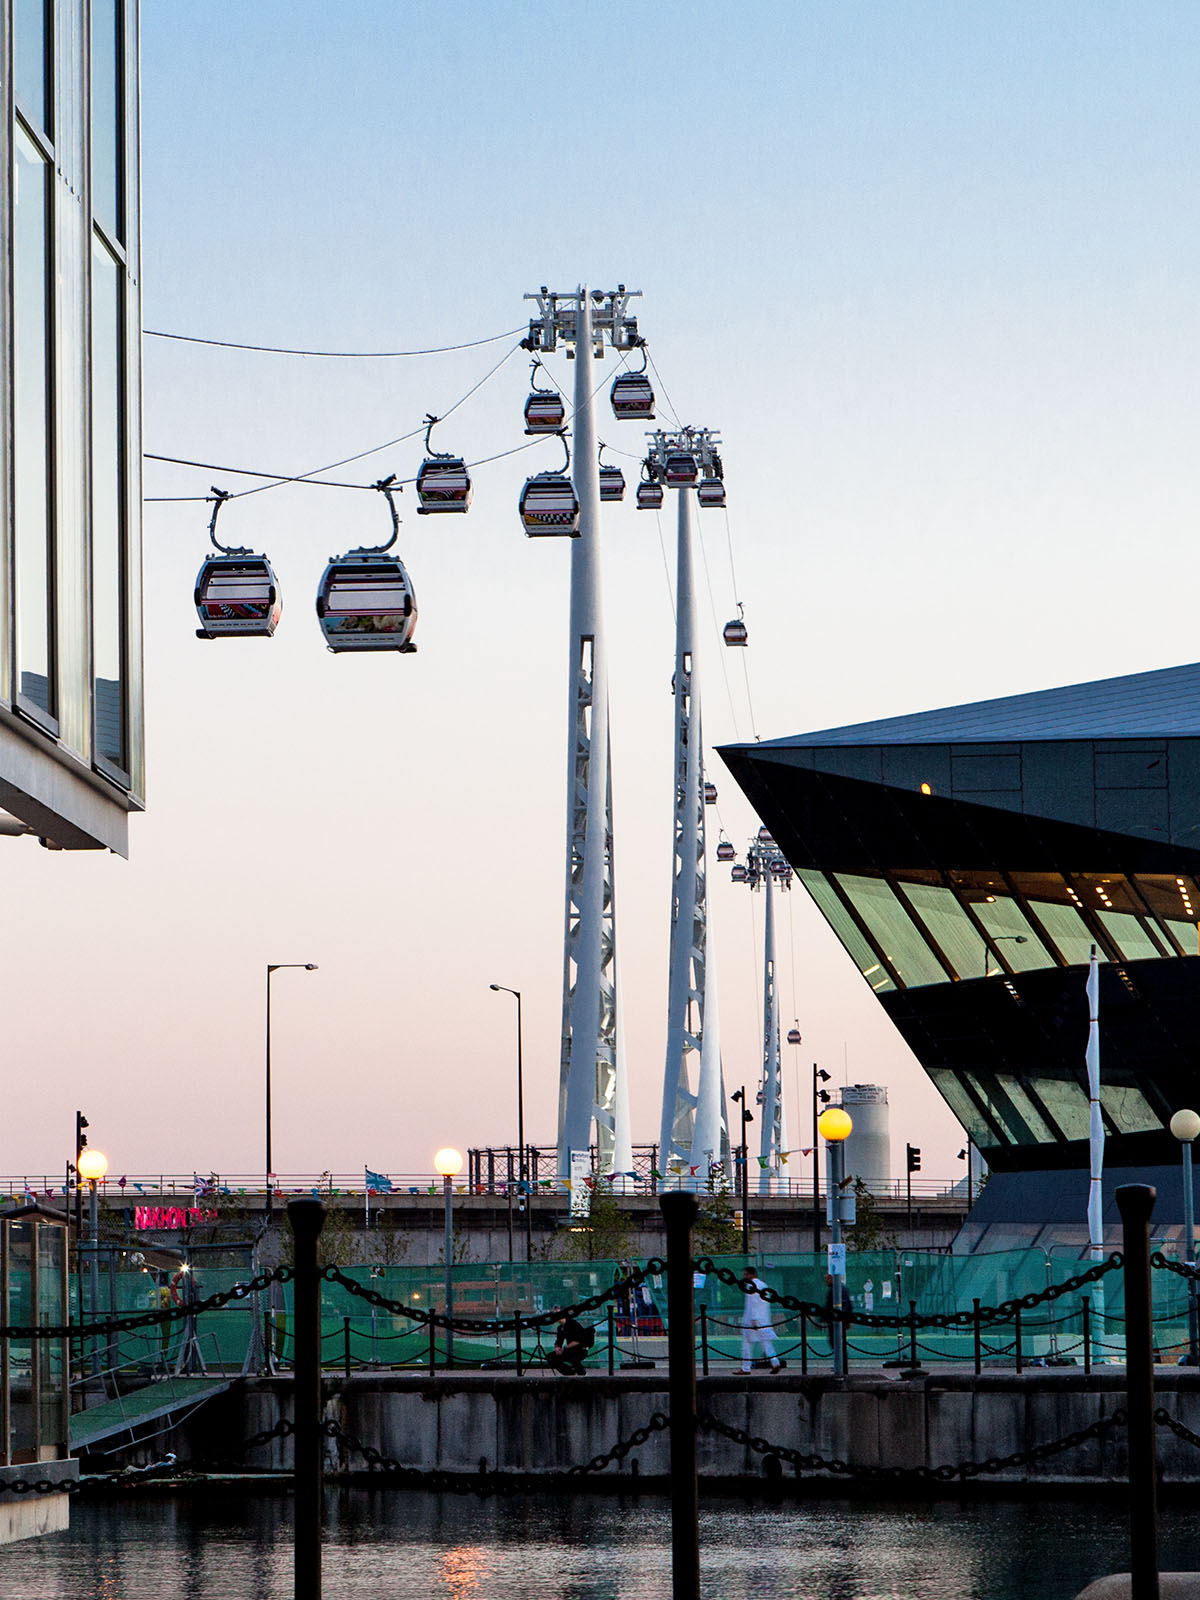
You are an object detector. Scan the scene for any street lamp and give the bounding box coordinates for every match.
[1171,1108,1200,1365]
[265,963,318,1216]
[489,984,531,1264]
[434,1147,463,1369]
[812,1065,832,1253]
[730,1088,754,1255]
[984,934,1027,977]
[818,1105,853,1377]
[77,1148,108,1375]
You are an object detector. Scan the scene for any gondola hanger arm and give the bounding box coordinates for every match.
[206,486,251,555]
[371,474,401,552]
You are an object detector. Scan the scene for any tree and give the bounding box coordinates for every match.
[553,1180,637,1262]
[845,1177,893,1252]
[695,1166,743,1256]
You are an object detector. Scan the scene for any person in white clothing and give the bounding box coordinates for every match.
[740,1265,781,1373]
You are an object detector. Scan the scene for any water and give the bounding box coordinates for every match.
[0,1488,1193,1599]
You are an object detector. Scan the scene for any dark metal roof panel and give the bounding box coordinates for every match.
[755,660,1200,748]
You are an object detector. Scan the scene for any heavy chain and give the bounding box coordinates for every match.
[695,1255,1122,1332]
[1,1265,293,1343]
[696,1407,1126,1482]
[1151,1252,1200,1282]
[321,1260,666,1334]
[323,1412,667,1496]
[1155,1408,1200,1449]
[0,1475,81,1496]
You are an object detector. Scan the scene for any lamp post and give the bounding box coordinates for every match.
[818,1105,853,1377]
[265,963,318,1217]
[984,934,1027,976]
[489,984,531,1263]
[1171,1108,1200,1365]
[77,1147,108,1376]
[812,1064,832,1253]
[730,1088,754,1255]
[434,1147,463,1368]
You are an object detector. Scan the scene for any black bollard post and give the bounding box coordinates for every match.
[973,1298,982,1377]
[700,1306,709,1377]
[608,1305,616,1377]
[288,1198,325,1600]
[1083,1297,1092,1378]
[1117,1183,1160,1600]
[343,1317,351,1381]
[514,1315,523,1376]
[909,1301,918,1370]
[1014,1306,1023,1374]
[800,1305,808,1376]
[660,1191,700,1600]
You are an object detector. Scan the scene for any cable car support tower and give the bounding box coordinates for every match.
[523,287,644,1180]
[732,833,792,1193]
[653,428,731,1184]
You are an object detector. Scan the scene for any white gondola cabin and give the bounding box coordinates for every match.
[316,552,417,653]
[723,617,749,647]
[786,1027,802,1046]
[662,450,699,487]
[519,473,580,536]
[416,455,472,514]
[599,464,626,502]
[610,372,655,420]
[524,389,565,435]
[195,554,282,639]
[716,839,736,863]
[697,477,726,509]
[757,827,775,846]
[636,478,664,511]
[703,782,718,805]
[730,863,748,883]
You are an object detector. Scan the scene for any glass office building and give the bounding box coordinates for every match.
[721,660,1200,1246]
[2,0,143,853]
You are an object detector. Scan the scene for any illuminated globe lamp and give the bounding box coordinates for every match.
[817,1107,853,1144]
[77,1148,108,1185]
[1171,1109,1200,1365]
[433,1146,464,1369]
[817,1105,853,1378]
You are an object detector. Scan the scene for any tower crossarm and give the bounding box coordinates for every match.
[523,286,643,356]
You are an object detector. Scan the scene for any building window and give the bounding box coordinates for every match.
[897,879,990,981]
[1131,876,1200,956]
[91,237,126,773]
[12,122,55,722]
[1099,1082,1161,1136]
[834,873,951,989]
[947,873,1053,973]
[91,0,124,243]
[795,870,895,992]
[14,0,52,135]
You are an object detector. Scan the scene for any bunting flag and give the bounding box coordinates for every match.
[650,1168,665,1180]
[757,1156,769,1169]
[779,1153,789,1165]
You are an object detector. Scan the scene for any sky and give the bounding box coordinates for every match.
[7,1,1200,1187]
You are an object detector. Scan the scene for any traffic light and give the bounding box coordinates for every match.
[906,1143,922,1174]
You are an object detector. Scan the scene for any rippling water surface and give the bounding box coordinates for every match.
[0,1489,1193,1599]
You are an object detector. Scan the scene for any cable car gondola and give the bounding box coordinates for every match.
[786,1027,802,1046]
[769,858,790,878]
[662,449,699,487]
[519,430,580,537]
[194,488,282,640]
[610,348,655,421]
[636,461,663,511]
[598,444,626,503]
[757,827,775,846]
[524,360,566,435]
[315,478,418,653]
[716,838,736,863]
[415,414,472,514]
[730,863,748,883]
[723,602,749,647]
[703,781,718,805]
[697,476,726,509]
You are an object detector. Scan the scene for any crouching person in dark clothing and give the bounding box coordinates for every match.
[547,1315,594,1375]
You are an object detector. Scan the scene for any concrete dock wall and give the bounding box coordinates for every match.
[156,1371,1200,1488]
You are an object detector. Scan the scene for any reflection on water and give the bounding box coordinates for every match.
[0,1487,1193,1599]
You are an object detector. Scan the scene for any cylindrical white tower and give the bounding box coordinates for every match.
[838,1084,891,1190]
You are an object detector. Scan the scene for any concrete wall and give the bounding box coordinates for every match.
[0,1461,77,1546]
[151,1371,1200,1487]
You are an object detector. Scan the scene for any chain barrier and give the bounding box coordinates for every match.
[1155,1408,1200,1450]
[2,1265,293,1343]
[694,1255,1123,1332]
[0,1475,82,1496]
[321,1412,669,1497]
[1152,1252,1200,1282]
[320,1260,666,1334]
[696,1407,1127,1483]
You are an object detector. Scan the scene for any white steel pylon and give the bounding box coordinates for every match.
[732,834,792,1193]
[523,287,642,1179]
[657,443,730,1184]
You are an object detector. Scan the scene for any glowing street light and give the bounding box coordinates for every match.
[434,1148,463,1368]
[819,1105,853,1377]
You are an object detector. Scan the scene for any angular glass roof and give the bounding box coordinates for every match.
[759,660,1200,748]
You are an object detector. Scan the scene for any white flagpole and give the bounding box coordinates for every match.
[1086,945,1105,1359]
